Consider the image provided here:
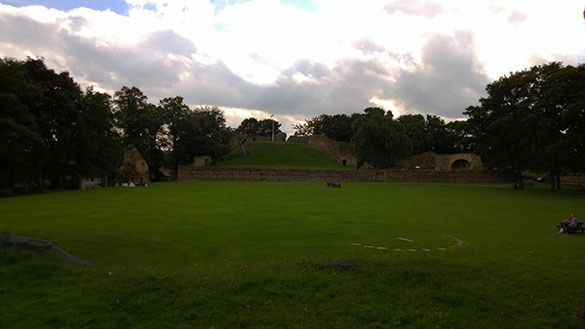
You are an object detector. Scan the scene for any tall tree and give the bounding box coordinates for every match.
[465,68,536,189]
[425,115,454,154]
[114,86,164,180]
[160,96,190,177]
[351,107,411,168]
[236,117,281,138]
[445,120,473,153]
[79,88,123,180]
[293,114,356,141]
[20,58,87,188]
[397,114,430,155]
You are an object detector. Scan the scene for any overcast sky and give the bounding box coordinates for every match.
[1,0,584,133]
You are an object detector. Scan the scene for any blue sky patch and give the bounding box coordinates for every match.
[1,0,129,15]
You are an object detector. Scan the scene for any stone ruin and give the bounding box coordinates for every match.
[398,152,483,171]
[118,145,150,184]
[193,155,212,167]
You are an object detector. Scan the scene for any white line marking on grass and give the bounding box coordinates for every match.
[351,242,361,246]
[377,247,387,250]
[397,237,414,242]
[393,248,402,251]
[407,249,417,252]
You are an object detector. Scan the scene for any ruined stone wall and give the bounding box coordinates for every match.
[193,156,212,167]
[398,153,483,171]
[178,166,512,183]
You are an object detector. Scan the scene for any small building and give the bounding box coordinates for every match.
[194,155,212,167]
[64,167,108,190]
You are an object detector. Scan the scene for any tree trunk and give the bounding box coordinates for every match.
[38,168,44,193]
[556,173,561,190]
[550,171,556,192]
[516,171,524,190]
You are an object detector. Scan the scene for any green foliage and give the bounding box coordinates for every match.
[465,62,585,190]
[114,86,164,180]
[217,141,347,169]
[396,114,430,154]
[0,58,124,190]
[236,117,282,138]
[293,113,356,142]
[351,107,411,168]
[1,182,584,327]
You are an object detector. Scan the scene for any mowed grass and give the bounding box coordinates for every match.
[1,182,585,328]
[215,141,350,170]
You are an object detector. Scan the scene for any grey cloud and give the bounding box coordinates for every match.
[0,9,487,125]
[353,39,385,54]
[291,59,330,79]
[250,58,393,116]
[507,10,527,25]
[143,30,197,56]
[0,12,197,89]
[0,13,59,49]
[392,31,489,118]
[384,0,444,19]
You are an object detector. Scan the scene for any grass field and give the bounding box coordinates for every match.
[215,141,350,170]
[1,181,585,328]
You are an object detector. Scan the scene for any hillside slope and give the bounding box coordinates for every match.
[215,141,350,170]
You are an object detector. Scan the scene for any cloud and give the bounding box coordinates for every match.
[384,0,444,19]
[392,31,489,119]
[352,39,386,55]
[1,0,585,134]
[507,10,527,25]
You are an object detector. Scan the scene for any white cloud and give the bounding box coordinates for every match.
[1,0,585,131]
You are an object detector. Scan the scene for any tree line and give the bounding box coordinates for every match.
[1,57,231,192]
[2,57,584,192]
[293,62,585,190]
[293,109,471,168]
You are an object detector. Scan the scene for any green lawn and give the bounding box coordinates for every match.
[215,141,350,170]
[1,182,585,328]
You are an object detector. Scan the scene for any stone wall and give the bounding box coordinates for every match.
[178,166,512,183]
[398,152,483,170]
[193,156,212,167]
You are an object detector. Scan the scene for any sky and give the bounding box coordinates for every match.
[1,0,584,134]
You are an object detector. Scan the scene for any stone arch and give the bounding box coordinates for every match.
[447,153,482,170]
[450,159,471,170]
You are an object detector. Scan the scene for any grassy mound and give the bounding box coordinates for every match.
[1,182,585,328]
[215,141,349,170]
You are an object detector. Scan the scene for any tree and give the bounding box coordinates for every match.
[113,86,164,180]
[172,106,230,166]
[160,96,190,178]
[465,68,537,189]
[425,115,455,154]
[79,88,123,181]
[236,117,281,138]
[20,58,89,189]
[236,118,260,136]
[445,120,473,153]
[309,114,354,142]
[351,107,411,168]
[397,114,430,155]
[0,94,45,189]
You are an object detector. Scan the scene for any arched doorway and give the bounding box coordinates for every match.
[450,159,471,170]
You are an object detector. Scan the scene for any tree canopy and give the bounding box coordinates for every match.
[0,57,231,191]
